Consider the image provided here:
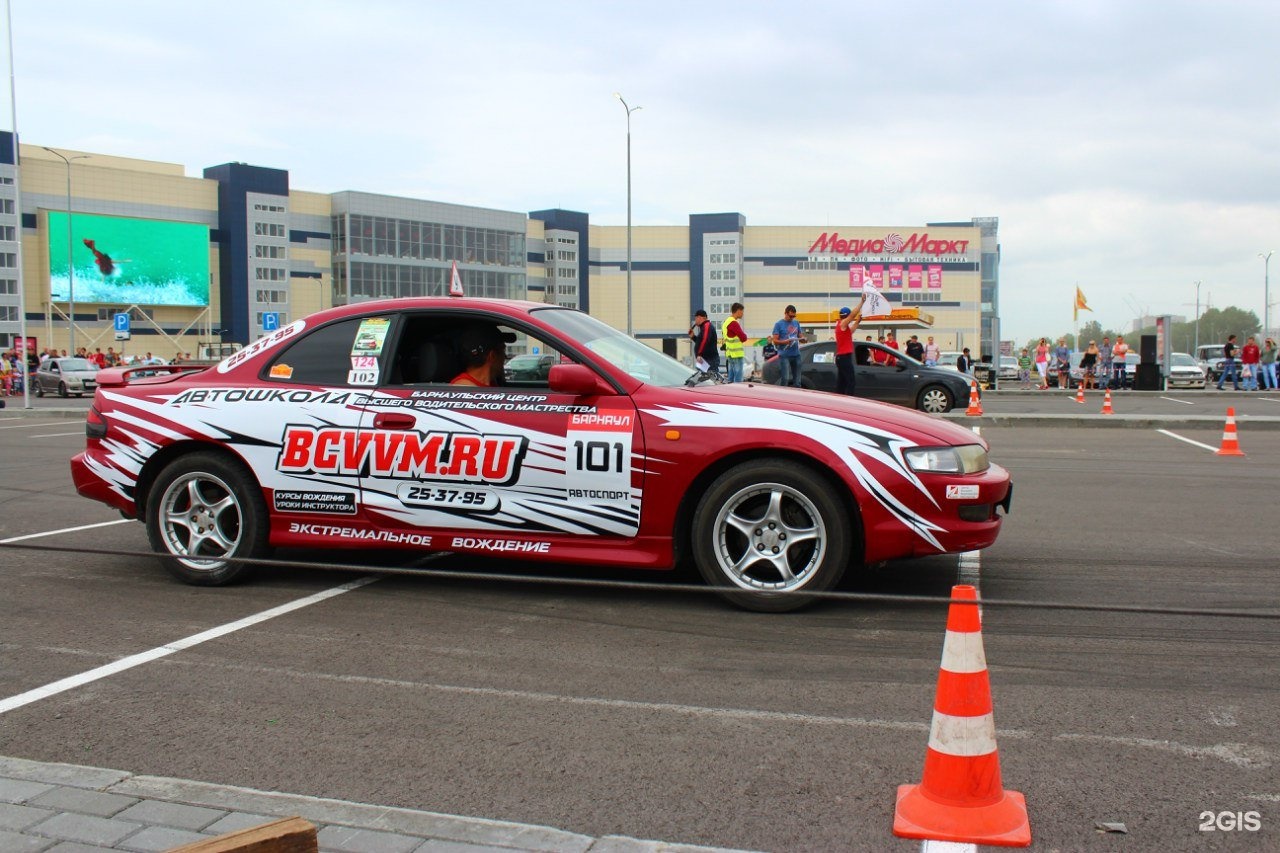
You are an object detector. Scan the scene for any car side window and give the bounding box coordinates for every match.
[503,335,566,388]
[266,317,377,386]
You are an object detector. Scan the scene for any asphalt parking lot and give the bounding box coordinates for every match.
[1,405,1277,851]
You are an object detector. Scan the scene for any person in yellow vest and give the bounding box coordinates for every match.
[721,302,748,382]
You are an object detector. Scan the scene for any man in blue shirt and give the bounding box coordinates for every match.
[770,304,806,387]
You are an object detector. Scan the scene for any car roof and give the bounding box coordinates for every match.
[308,296,550,323]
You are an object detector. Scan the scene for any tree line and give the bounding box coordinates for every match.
[1017,306,1261,355]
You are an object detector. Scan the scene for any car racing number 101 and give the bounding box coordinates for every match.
[565,410,635,505]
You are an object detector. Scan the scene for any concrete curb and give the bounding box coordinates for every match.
[0,405,89,419]
[940,412,1280,430]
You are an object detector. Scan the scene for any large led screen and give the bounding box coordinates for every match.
[47,211,210,307]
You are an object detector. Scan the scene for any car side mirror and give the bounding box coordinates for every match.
[548,363,614,396]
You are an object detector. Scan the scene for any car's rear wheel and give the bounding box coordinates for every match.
[917,384,953,413]
[146,451,267,585]
[692,459,850,612]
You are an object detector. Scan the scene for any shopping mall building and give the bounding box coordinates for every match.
[0,132,1000,364]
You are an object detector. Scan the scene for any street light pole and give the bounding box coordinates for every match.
[613,93,640,337]
[1260,251,1273,341]
[1193,280,1201,354]
[42,147,88,354]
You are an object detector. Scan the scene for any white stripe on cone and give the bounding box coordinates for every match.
[928,710,999,756]
[940,631,988,674]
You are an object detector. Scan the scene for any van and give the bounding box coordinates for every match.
[1194,344,1228,382]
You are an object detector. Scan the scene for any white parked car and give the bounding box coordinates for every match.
[1167,352,1207,388]
[937,350,991,386]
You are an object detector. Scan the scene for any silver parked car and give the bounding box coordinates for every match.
[1167,352,1207,388]
[33,357,99,398]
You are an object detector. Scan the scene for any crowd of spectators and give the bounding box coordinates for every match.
[0,346,193,396]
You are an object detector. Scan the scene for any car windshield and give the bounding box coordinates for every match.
[59,358,96,371]
[533,307,701,386]
[1171,353,1198,366]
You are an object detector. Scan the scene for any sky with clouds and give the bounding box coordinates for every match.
[6,0,1278,343]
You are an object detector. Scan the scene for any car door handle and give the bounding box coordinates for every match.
[373,412,416,430]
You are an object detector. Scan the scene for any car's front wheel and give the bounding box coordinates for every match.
[57,381,68,398]
[146,451,268,585]
[34,381,43,397]
[917,384,954,413]
[692,460,851,612]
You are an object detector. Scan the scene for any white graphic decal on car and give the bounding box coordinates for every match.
[83,387,642,538]
[642,402,948,550]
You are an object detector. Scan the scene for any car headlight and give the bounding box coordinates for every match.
[905,444,989,474]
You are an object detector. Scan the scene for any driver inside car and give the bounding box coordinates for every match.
[450,324,516,387]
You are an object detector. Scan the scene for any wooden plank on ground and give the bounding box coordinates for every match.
[165,815,318,853]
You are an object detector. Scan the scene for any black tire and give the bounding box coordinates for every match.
[799,376,816,390]
[57,381,68,398]
[35,382,44,398]
[145,451,268,585]
[917,384,953,414]
[691,459,851,612]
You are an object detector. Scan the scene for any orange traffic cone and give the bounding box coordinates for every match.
[965,380,983,416]
[1074,382,1085,404]
[1216,407,1245,456]
[894,585,1031,847]
[1101,389,1114,415]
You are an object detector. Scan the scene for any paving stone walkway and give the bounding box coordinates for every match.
[0,756,752,853]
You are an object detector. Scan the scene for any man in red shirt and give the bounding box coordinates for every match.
[884,330,899,366]
[835,295,867,396]
[1241,335,1261,390]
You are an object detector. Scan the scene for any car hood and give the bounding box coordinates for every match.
[655,381,986,446]
[60,370,98,380]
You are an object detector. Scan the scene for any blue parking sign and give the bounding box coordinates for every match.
[113,312,131,341]
[263,312,279,332]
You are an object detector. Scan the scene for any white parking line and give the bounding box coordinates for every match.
[0,421,78,430]
[1258,396,1280,403]
[1157,429,1219,453]
[29,431,85,438]
[1159,396,1195,405]
[1,519,133,543]
[0,576,380,715]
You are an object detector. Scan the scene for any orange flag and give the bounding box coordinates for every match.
[1073,286,1091,322]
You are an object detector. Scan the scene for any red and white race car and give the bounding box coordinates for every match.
[71,298,1011,611]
